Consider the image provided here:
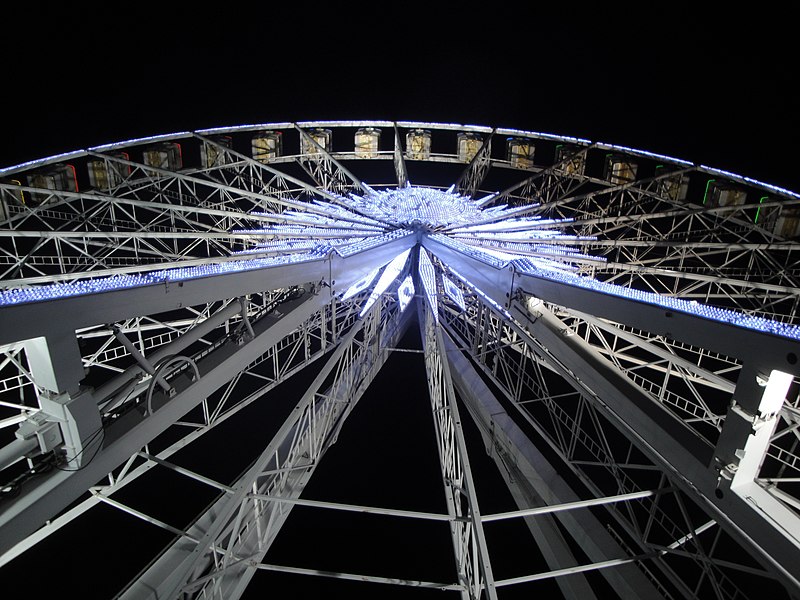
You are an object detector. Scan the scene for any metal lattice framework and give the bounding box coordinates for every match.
[0,120,799,599]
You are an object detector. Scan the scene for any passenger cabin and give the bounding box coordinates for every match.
[142,142,183,171]
[507,138,535,169]
[201,135,232,169]
[406,129,431,160]
[26,164,78,205]
[555,144,586,175]
[251,132,283,163]
[300,129,332,155]
[354,128,381,158]
[87,152,130,190]
[604,154,638,186]
[457,132,483,163]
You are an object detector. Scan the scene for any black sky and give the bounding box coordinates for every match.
[2,8,797,191]
[0,7,796,598]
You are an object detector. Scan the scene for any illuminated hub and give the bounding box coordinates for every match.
[3,182,800,344]
[340,186,485,230]
[326,187,596,319]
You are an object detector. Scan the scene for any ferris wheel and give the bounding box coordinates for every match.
[0,120,798,599]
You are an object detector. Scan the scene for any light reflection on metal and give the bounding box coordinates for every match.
[442,275,466,311]
[526,263,800,340]
[397,276,415,312]
[599,143,693,166]
[341,268,380,301]
[446,265,511,318]
[429,233,800,340]
[418,248,438,320]
[358,249,412,317]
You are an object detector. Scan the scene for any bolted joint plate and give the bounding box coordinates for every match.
[39,388,101,467]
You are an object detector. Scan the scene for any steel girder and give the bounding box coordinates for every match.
[490,159,800,323]
[443,328,664,600]
[295,124,367,196]
[393,123,409,188]
[0,234,415,557]
[0,285,326,556]
[2,120,800,599]
[455,130,495,199]
[497,144,594,207]
[0,231,415,345]
[0,146,355,287]
[437,278,747,598]
[545,172,800,322]
[118,292,410,600]
[0,295,358,568]
[423,236,800,597]
[418,298,497,600]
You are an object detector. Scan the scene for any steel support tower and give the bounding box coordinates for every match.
[0,121,799,599]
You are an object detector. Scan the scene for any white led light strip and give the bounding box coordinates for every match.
[358,249,412,317]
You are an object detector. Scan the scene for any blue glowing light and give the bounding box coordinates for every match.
[3,167,798,349]
[418,248,438,320]
[0,249,329,306]
[232,239,345,255]
[338,187,487,229]
[743,178,800,200]
[358,249,412,317]
[512,261,800,341]
[442,276,466,312]
[341,268,380,301]
[599,143,693,167]
[397,276,415,312]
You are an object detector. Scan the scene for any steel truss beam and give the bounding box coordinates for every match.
[555,309,737,440]
[190,132,350,208]
[83,150,326,214]
[438,283,705,597]
[2,120,800,599]
[422,234,799,376]
[534,167,695,218]
[418,299,497,600]
[496,144,594,207]
[455,231,800,316]
[443,327,664,599]
[1,138,382,273]
[295,124,368,196]
[0,293,357,567]
[456,130,495,198]
[119,292,410,599]
[0,284,329,555]
[0,235,416,556]
[494,163,799,322]
[549,176,799,321]
[529,166,782,249]
[393,123,409,188]
[0,231,415,344]
[424,242,800,596]
[438,278,770,598]
[0,155,356,286]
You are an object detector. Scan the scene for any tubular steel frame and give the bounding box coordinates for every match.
[0,121,799,599]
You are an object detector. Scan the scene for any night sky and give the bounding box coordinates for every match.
[2,8,797,190]
[1,7,796,598]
